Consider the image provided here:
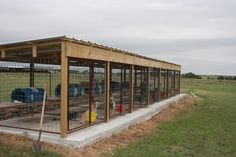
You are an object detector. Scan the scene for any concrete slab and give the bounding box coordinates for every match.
[0,94,186,148]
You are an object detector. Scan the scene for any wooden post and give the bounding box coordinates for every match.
[178,71,181,94]
[166,70,169,98]
[32,44,37,57]
[120,66,123,111]
[30,44,37,87]
[157,68,161,102]
[134,68,137,94]
[105,62,110,122]
[146,67,150,106]
[163,69,167,99]
[30,59,34,87]
[154,68,157,99]
[89,62,94,124]
[130,65,134,113]
[60,41,68,138]
[1,49,6,58]
[173,70,176,95]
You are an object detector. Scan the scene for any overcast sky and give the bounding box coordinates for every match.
[0,0,235,75]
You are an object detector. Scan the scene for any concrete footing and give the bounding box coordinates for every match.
[0,94,185,148]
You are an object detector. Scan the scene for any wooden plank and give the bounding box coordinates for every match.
[65,41,181,71]
[129,65,134,113]
[32,44,37,57]
[105,62,110,122]
[60,41,68,138]
[146,68,150,106]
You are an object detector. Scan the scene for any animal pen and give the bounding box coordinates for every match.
[0,36,181,138]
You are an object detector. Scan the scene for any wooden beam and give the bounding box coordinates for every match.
[32,44,37,57]
[65,41,181,71]
[60,41,68,138]
[130,65,134,113]
[105,61,110,122]
[2,41,61,51]
[146,67,150,106]
[1,49,5,58]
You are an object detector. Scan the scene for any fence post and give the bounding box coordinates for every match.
[105,62,110,122]
[130,65,134,113]
[146,67,150,106]
[60,41,68,138]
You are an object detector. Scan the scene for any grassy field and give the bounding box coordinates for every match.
[105,78,236,157]
[0,144,62,157]
[0,77,235,157]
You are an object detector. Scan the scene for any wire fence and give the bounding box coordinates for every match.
[0,57,180,134]
[0,57,61,133]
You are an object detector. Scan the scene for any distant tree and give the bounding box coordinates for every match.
[182,72,202,79]
[217,76,224,80]
[225,76,233,80]
[234,76,236,80]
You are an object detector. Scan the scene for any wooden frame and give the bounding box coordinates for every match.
[0,36,181,138]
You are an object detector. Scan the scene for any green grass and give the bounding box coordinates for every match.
[0,144,62,157]
[104,78,236,157]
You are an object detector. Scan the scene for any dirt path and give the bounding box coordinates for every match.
[0,95,200,157]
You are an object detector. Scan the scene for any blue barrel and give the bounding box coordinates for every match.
[55,84,81,97]
[11,88,44,103]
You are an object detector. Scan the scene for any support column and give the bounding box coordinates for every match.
[30,59,34,87]
[157,68,161,102]
[146,67,150,106]
[89,62,94,124]
[166,70,169,98]
[1,49,6,58]
[154,68,157,101]
[30,45,37,87]
[178,71,181,94]
[130,65,134,113]
[173,70,176,95]
[60,41,68,138]
[163,70,166,98]
[120,66,123,112]
[105,62,110,122]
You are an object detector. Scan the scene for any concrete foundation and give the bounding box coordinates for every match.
[0,94,185,148]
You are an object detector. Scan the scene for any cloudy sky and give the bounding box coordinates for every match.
[0,0,235,75]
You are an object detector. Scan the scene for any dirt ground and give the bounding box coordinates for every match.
[0,95,201,157]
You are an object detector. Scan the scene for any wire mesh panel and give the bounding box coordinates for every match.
[175,71,180,94]
[133,66,148,110]
[167,70,173,97]
[109,64,130,118]
[171,70,175,96]
[0,57,61,133]
[160,69,167,100]
[149,68,158,104]
[68,59,105,131]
